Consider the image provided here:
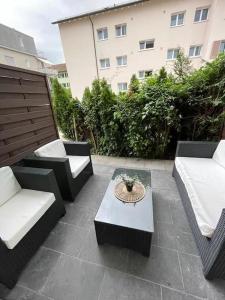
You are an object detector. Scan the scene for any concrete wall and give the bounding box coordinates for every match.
[58,0,225,99]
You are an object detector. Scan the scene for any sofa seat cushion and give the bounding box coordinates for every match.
[0,166,21,207]
[175,157,225,238]
[0,189,55,249]
[35,139,66,158]
[66,155,90,178]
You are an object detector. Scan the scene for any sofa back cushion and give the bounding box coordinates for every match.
[213,140,225,169]
[0,167,21,207]
[35,139,66,158]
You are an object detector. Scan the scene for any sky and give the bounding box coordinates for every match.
[0,0,123,63]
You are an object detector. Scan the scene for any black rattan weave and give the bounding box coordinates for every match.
[23,141,94,201]
[173,141,225,279]
[0,167,65,288]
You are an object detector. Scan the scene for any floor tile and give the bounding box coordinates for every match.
[207,279,225,300]
[18,247,60,292]
[179,253,207,298]
[161,287,203,300]
[0,285,50,300]
[171,202,191,234]
[75,174,110,211]
[127,245,184,290]
[153,192,173,224]
[44,222,88,257]
[43,255,104,300]
[151,170,176,190]
[176,232,199,256]
[156,222,178,250]
[99,268,161,300]
[153,187,181,203]
[155,222,199,256]
[79,227,129,272]
[93,164,115,175]
[61,203,95,229]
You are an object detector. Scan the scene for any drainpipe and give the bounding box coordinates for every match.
[89,16,99,79]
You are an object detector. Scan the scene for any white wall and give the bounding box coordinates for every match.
[0,47,41,71]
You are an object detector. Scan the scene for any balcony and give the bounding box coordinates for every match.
[0,156,224,300]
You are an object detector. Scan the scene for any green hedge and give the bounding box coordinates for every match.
[52,53,225,159]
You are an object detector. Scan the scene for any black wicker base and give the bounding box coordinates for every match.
[0,199,65,288]
[173,166,225,280]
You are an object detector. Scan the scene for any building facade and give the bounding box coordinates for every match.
[50,63,70,88]
[0,23,55,74]
[54,0,225,99]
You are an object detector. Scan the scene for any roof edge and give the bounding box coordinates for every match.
[52,0,149,25]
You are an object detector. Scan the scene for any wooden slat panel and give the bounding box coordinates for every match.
[0,107,28,115]
[0,84,47,94]
[0,119,53,139]
[0,64,58,166]
[0,93,23,101]
[0,65,45,81]
[0,97,50,108]
[0,136,56,167]
[0,109,51,124]
[0,128,56,155]
[2,119,32,130]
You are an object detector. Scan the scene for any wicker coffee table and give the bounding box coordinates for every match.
[94,168,154,256]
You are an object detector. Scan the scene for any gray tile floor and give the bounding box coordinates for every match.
[1,162,225,300]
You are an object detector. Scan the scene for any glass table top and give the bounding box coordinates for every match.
[95,168,154,233]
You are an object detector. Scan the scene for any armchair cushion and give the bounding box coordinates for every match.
[175,157,225,238]
[0,189,55,249]
[65,155,90,178]
[34,139,66,158]
[0,167,21,207]
[213,140,225,169]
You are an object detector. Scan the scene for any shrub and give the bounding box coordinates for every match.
[178,53,225,141]
[51,78,84,140]
[52,53,225,159]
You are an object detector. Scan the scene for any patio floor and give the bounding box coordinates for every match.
[0,158,225,300]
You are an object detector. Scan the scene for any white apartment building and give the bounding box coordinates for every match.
[53,0,225,99]
[0,23,55,75]
[50,63,71,88]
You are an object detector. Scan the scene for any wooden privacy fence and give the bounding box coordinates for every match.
[0,64,58,167]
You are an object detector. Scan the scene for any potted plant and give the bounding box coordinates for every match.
[121,175,136,192]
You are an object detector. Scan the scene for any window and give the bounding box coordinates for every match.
[25,59,30,68]
[118,82,127,92]
[19,37,24,48]
[138,70,153,79]
[170,12,185,27]
[58,72,68,78]
[189,45,202,57]
[115,24,127,37]
[139,39,154,50]
[97,28,108,40]
[100,58,110,69]
[4,55,15,66]
[116,55,127,66]
[167,48,179,60]
[220,41,225,53]
[194,8,208,22]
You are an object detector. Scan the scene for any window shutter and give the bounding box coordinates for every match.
[210,41,221,59]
